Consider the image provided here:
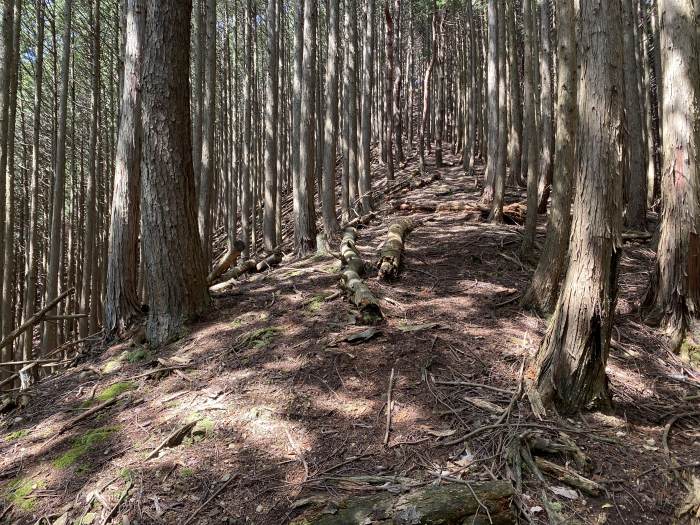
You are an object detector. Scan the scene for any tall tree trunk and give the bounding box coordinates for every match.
[78,0,100,340]
[358,0,374,212]
[522,0,576,311]
[506,0,522,186]
[321,0,340,235]
[105,0,145,337]
[264,0,280,251]
[434,9,445,169]
[1,0,19,348]
[43,0,71,352]
[141,0,210,346]
[621,0,647,231]
[342,0,359,217]
[418,5,438,176]
[536,0,553,212]
[192,0,204,195]
[392,0,404,165]
[295,0,318,254]
[241,0,253,258]
[532,0,624,414]
[482,0,499,203]
[198,0,216,265]
[21,0,45,365]
[489,0,507,222]
[384,2,395,181]
[642,0,700,353]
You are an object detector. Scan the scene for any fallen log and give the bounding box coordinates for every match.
[393,200,527,224]
[377,219,416,280]
[340,228,383,324]
[207,240,246,283]
[290,480,515,525]
[256,251,283,272]
[342,212,377,229]
[386,173,442,196]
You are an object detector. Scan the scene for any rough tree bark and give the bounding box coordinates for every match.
[531,0,624,414]
[418,5,439,176]
[295,0,318,255]
[536,0,553,213]
[642,0,700,354]
[105,0,145,337]
[521,0,576,311]
[621,0,647,231]
[141,0,210,346]
[264,0,280,251]
[482,0,499,203]
[43,0,71,352]
[321,0,340,235]
[198,0,216,265]
[358,0,374,212]
[384,2,395,181]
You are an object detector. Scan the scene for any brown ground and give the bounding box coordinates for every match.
[1,150,699,524]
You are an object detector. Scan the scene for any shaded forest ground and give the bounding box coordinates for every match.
[1,149,699,524]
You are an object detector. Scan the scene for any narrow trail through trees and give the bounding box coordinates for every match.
[0,151,694,524]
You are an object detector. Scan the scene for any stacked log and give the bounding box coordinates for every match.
[340,228,383,324]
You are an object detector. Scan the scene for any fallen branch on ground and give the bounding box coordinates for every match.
[339,227,383,324]
[210,252,282,292]
[207,240,246,283]
[147,420,199,460]
[377,219,417,280]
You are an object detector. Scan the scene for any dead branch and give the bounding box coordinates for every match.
[207,240,246,283]
[146,420,199,460]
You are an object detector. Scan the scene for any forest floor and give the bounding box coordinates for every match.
[1,149,700,525]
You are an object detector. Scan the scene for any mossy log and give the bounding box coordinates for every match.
[207,240,246,283]
[290,480,515,524]
[340,228,383,324]
[378,219,416,280]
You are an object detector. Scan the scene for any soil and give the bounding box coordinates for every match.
[1,150,699,524]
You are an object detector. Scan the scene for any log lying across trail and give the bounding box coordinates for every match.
[378,219,416,280]
[290,480,515,524]
[209,251,283,292]
[392,200,527,224]
[340,227,383,324]
[386,172,442,196]
[342,211,377,229]
[207,240,246,283]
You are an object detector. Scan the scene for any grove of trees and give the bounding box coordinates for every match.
[0,0,697,418]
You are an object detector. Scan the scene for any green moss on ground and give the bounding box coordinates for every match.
[126,348,150,363]
[96,381,136,403]
[53,426,120,469]
[4,429,29,441]
[4,478,45,510]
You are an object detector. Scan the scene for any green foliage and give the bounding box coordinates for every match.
[4,478,45,510]
[53,426,119,469]
[4,429,29,441]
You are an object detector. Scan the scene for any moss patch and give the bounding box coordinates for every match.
[236,327,281,350]
[126,348,150,363]
[53,426,119,469]
[680,339,700,368]
[95,381,136,403]
[4,478,45,510]
[305,295,326,314]
[4,429,29,441]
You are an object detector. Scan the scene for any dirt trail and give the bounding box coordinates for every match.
[1,152,698,524]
